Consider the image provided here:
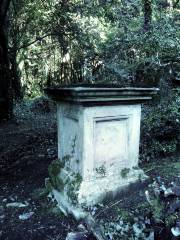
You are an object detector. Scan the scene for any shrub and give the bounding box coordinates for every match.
[140,90,180,163]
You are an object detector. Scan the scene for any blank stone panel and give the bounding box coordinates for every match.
[94,117,129,171]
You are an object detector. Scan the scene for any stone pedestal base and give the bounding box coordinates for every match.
[45,87,158,212]
[48,167,147,219]
[78,169,147,206]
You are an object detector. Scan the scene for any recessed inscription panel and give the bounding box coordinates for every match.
[94,117,129,172]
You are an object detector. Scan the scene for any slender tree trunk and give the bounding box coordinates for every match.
[167,0,173,15]
[0,21,12,119]
[0,0,12,119]
[143,0,152,32]
[10,49,23,100]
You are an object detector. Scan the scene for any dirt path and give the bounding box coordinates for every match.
[0,104,77,240]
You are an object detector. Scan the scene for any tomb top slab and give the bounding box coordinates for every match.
[45,87,159,104]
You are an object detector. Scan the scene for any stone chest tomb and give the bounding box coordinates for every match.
[46,87,158,216]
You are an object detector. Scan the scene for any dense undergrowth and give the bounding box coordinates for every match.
[140,88,180,163]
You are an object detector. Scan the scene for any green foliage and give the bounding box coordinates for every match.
[66,172,82,204]
[47,157,82,204]
[117,208,133,223]
[146,180,180,231]
[48,159,64,176]
[140,92,180,162]
[8,0,180,97]
[48,159,65,191]
[150,199,163,220]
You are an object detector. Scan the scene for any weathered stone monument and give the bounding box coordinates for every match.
[46,87,158,218]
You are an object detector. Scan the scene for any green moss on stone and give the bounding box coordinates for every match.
[48,158,83,204]
[48,160,63,176]
[48,159,65,191]
[120,168,130,178]
[95,165,106,176]
[66,173,82,204]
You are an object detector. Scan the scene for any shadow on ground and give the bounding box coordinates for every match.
[0,101,77,240]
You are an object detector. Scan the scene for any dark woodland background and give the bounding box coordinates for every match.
[0,1,180,240]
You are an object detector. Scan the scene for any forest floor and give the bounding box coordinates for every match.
[0,99,179,240]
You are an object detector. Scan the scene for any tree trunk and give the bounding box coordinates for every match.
[10,50,23,100]
[167,0,173,15]
[0,24,12,119]
[143,0,152,32]
[0,0,12,119]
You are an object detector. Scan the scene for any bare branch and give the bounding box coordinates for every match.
[17,33,57,51]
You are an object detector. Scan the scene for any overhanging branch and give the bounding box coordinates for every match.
[17,33,57,51]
